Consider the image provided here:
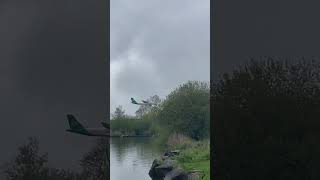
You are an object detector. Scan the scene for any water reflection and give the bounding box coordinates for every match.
[110,137,162,180]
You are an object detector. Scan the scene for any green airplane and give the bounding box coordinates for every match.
[66,114,110,137]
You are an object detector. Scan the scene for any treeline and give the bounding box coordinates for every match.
[110,81,210,142]
[110,114,151,136]
[213,57,320,180]
[1,137,108,180]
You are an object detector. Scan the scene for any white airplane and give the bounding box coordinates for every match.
[66,114,110,137]
[131,98,155,106]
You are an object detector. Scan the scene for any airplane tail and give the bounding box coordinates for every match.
[131,98,138,104]
[101,121,110,129]
[66,114,88,133]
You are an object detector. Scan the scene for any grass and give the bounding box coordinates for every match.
[181,161,210,180]
[169,137,210,180]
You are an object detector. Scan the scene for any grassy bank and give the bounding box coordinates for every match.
[167,134,210,180]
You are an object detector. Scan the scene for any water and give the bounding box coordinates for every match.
[110,137,163,180]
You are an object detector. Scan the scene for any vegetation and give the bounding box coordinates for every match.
[110,81,210,140]
[80,138,109,180]
[109,81,210,179]
[1,137,108,180]
[168,134,210,180]
[212,57,320,179]
[110,96,161,136]
[110,113,151,136]
[157,81,210,140]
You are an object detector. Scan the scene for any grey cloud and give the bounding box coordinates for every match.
[111,0,210,114]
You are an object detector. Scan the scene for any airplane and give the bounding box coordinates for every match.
[101,121,110,129]
[66,114,110,137]
[131,97,155,106]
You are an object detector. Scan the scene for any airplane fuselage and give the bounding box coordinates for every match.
[66,128,109,137]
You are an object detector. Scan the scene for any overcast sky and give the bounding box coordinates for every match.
[110,0,210,115]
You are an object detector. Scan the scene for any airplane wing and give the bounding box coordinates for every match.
[142,100,149,104]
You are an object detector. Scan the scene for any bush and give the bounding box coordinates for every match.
[110,116,151,136]
[157,81,210,140]
[166,133,194,150]
[172,140,210,180]
[213,57,320,179]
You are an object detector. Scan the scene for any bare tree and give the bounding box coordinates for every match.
[135,95,161,117]
[112,106,126,120]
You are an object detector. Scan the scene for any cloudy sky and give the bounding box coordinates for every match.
[110,0,210,115]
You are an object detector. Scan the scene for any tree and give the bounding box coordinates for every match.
[2,137,81,180]
[212,57,320,180]
[135,95,161,117]
[158,81,210,140]
[112,106,125,120]
[80,138,109,180]
[46,168,82,180]
[3,137,49,180]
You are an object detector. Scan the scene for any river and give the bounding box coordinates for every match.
[110,137,163,180]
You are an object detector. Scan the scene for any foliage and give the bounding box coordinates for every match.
[166,133,194,150]
[46,168,83,180]
[2,137,49,180]
[212,57,320,180]
[110,81,209,141]
[2,137,111,180]
[110,116,151,136]
[1,137,82,180]
[135,95,161,117]
[157,81,210,140]
[172,140,210,180]
[80,138,108,180]
[111,106,126,120]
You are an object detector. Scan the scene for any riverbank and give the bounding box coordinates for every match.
[149,135,210,180]
[172,140,210,180]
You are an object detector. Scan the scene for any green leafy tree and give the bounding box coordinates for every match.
[158,81,210,140]
[213,57,320,180]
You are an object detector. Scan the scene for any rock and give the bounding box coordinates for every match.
[162,155,169,160]
[156,159,176,169]
[163,168,201,180]
[164,150,180,157]
[149,159,163,178]
[149,151,200,180]
[164,168,188,180]
[186,172,202,180]
[149,159,177,179]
